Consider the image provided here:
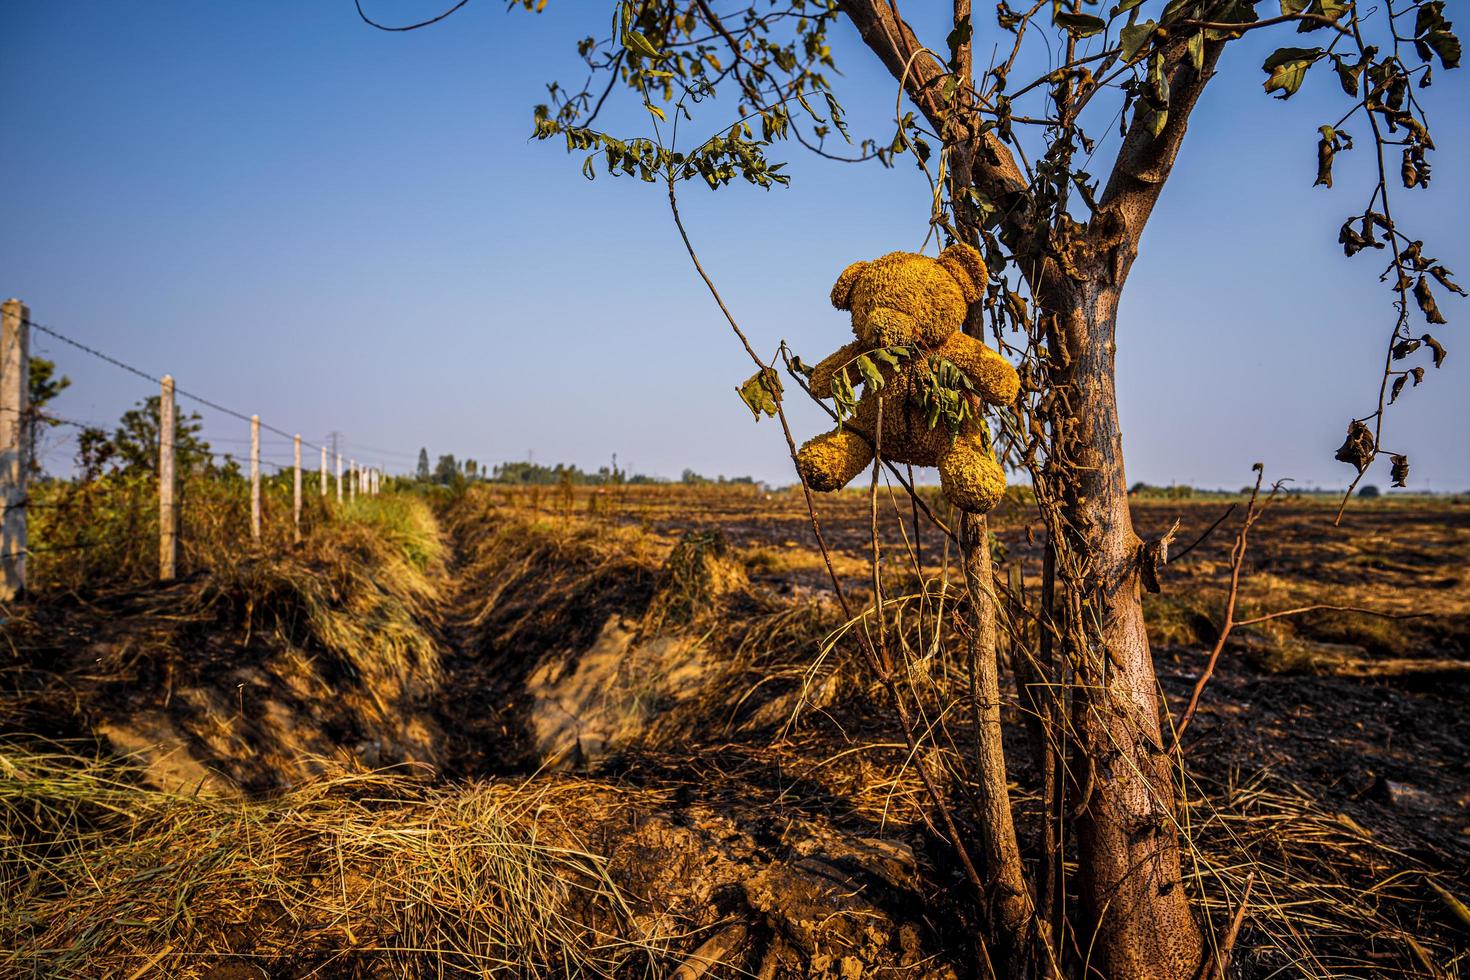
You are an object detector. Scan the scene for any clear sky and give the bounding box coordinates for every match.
[2,2,1466,490]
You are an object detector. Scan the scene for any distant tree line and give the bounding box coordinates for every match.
[407,449,763,489]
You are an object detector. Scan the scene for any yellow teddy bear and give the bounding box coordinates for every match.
[795,243,1019,513]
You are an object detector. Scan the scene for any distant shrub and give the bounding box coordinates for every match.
[1358,484,1381,498]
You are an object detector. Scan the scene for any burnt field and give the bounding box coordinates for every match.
[2,483,1467,978]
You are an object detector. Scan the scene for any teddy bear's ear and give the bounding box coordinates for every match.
[830,261,869,310]
[937,243,988,304]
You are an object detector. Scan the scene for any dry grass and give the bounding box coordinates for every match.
[0,746,664,979]
[1183,769,1469,979]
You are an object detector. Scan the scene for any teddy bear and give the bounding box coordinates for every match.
[795,243,1019,513]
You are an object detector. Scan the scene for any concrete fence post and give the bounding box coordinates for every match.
[250,415,261,542]
[336,452,343,504]
[349,459,356,503]
[159,375,177,580]
[320,445,327,497]
[0,300,29,599]
[293,434,302,544]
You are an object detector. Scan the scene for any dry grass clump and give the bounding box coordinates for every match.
[0,746,655,979]
[4,490,453,793]
[1183,768,1469,978]
[202,492,448,691]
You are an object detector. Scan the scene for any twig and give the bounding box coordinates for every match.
[1176,468,1275,742]
[1232,604,1428,628]
[671,922,749,980]
[1169,503,1236,563]
[1215,871,1255,979]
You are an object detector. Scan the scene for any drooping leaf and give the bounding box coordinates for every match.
[1332,54,1364,96]
[855,354,885,389]
[1262,46,1325,98]
[1188,31,1206,71]
[1390,454,1410,487]
[1429,265,1467,296]
[1423,334,1447,367]
[1315,125,1335,187]
[1414,276,1448,324]
[1415,1,1462,68]
[1334,420,1375,473]
[1389,374,1407,403]
[946,13,973,71]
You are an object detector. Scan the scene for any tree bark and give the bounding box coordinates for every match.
[1054,281,1202,980]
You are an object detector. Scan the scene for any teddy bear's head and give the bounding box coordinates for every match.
[829,243,987,349]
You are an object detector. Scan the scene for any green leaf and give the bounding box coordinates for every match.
[1055,11,1107,37]
[737,368,783,420]
[1120,21,1157,61]
[1109,0,1146,16]
[623,30,661,60]
[644,103,666,121]
[1144,105,1169,137]
[1159,0,1198,26]
[1262,46,1324,98]
[855,354,884,389]
[946,13,973,70]
[1187,31,1205,70]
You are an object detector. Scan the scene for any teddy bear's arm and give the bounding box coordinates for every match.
[938,333,1020,406]
[806,340,868,397]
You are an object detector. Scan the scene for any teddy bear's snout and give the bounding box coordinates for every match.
[856,307,917,347]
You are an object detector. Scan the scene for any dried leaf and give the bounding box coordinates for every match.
[1429,265,1467,296]
[1423,334,1447,367]
[1390,454,1410,487]
[1316,130,1335,187]
[1334,420,1375,473]
[1415,276,1448,324]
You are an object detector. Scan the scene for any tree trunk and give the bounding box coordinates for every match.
[1055,281,1202,979]
[959,511,1041,972]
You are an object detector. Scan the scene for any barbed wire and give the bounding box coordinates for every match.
[21,316,411,466]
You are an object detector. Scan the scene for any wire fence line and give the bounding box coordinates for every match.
[0,298,410,595]
[23,317,336,455]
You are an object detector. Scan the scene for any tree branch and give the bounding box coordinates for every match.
[1094,37,1225,270]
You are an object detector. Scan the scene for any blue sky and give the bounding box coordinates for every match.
[1,1,1465,489]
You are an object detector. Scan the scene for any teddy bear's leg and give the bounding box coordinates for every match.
[937,434,1006,513]
[796,428,874,492]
